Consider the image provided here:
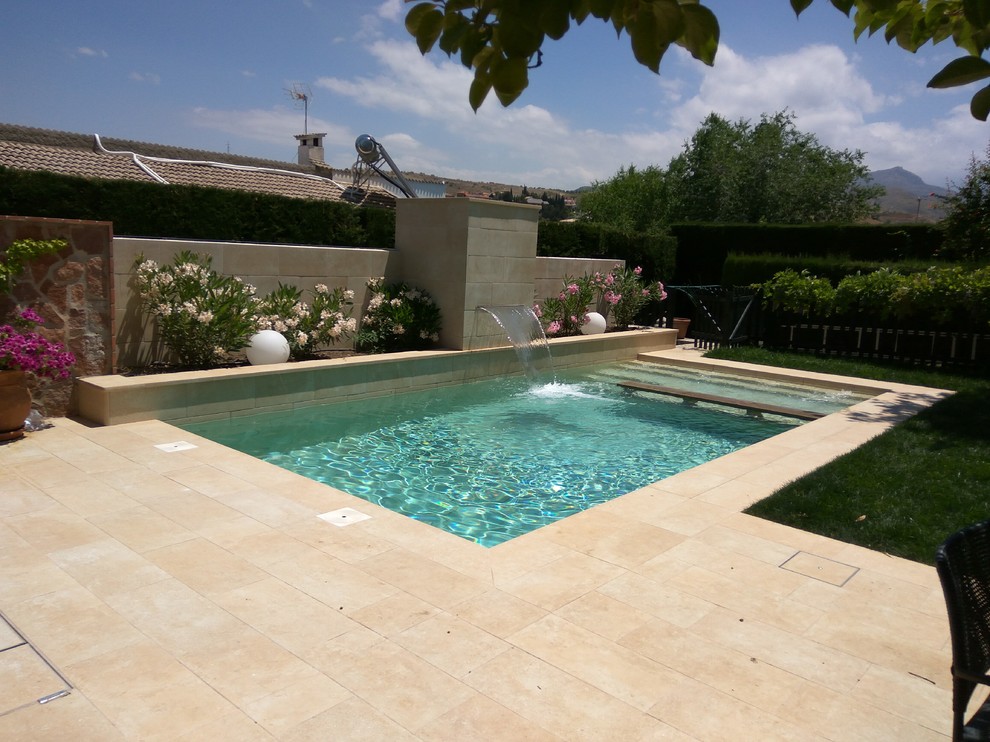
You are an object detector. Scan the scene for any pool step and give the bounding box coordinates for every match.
[617,381,825,421]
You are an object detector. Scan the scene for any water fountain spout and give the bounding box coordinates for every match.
[477,305,556,383]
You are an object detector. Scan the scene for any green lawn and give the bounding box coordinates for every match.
[704,347,990,565]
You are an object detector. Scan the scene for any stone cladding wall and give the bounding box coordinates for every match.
[1,216,114,416]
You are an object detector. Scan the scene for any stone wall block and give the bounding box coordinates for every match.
[2,216,114,416]
[86,257,106,299]
[55,261,85,285]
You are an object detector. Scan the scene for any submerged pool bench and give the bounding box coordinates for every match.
[617,380,825,421]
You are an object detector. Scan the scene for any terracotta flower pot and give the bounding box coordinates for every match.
[0,370,32,442]
[672,317,691,340]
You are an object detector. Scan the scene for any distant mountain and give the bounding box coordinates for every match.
[867,167,947,223]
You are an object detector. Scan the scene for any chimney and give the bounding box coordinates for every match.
[294,132,327,166]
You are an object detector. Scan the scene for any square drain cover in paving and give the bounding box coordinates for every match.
[318,507,371,527]
[780,551,859,586]
[154,441,198,452]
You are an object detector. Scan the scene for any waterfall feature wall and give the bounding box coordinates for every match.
[477,305,555,382]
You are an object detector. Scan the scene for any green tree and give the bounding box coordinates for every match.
[579,112,880,227]
[578,164,672,233]
[405,1,990,119]
[939,142,990,261]
[666,111,882,223]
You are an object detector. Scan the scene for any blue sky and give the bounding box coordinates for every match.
[2,0,988,190]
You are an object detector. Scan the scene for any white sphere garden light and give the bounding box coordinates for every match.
[581,312,607,334]
[246,330,290,365]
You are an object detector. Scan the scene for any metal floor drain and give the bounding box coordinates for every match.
[0,614,72,717]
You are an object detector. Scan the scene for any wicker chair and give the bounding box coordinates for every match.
[936,520,990,740]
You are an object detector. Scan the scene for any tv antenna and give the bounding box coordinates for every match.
[286,83,312,133]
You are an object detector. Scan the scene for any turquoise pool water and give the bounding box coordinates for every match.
[182,361,866,547]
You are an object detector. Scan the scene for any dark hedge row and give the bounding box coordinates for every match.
[722,252,946,287]
[536,221,677,283]
[669,222,945,284]
[0,167,396,248]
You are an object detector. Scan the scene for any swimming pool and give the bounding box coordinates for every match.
[182,361,868,547]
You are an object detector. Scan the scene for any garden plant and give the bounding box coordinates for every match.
[134,254,443,368]
[0,306,75,380]
[1,238,75,380]
[535,264,667,335]
[133,252,260,369]
[756,266,990,329]
[255,282,357,360]
[355,277,442,353]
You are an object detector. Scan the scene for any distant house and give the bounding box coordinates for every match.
[0,123,411,208]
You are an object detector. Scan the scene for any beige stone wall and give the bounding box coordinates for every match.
[5,213,636,393]
[395,198,544,350]
[1,216,113,416]
[112,238,400,368]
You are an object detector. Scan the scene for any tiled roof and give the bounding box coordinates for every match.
[0,140,151,182]
[0,123,396,208]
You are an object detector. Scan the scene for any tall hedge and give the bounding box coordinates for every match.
[537,221,677,282]
[722,252,948,287]
[669,222,945,284]
[0,166,395,248]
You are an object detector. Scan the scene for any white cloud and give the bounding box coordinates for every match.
[189,106,351,150]
[76,47,108,58]
[191,38,989,190]
[376,0,403,22]
[129,72,161,85]
[662,43,987,186]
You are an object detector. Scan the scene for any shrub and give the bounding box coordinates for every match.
[535,265,668,335]
[755,269,835,317]
[355,278,441,353]
[590,264,668,329]
[133,251,259,368]
[833,269,905,320]
[534,276,597,336]
[254,283,357,360]
[756,265,990,330]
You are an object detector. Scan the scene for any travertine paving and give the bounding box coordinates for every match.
[0,357,961,740]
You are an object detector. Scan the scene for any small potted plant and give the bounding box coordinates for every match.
[0,239,76,441]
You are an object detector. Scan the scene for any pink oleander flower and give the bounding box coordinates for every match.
[566,283,579,295]
[634,266,642,275]
[546,320,562,335]
[569,315,579,324]
[558,292,566,300]
[604,290,621,305]
[0,307,75,380]
[532,304,542,318]
[605,274,615,286]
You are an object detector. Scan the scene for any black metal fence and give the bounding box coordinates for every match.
[668,286,990,369]
[763,321,990,368]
